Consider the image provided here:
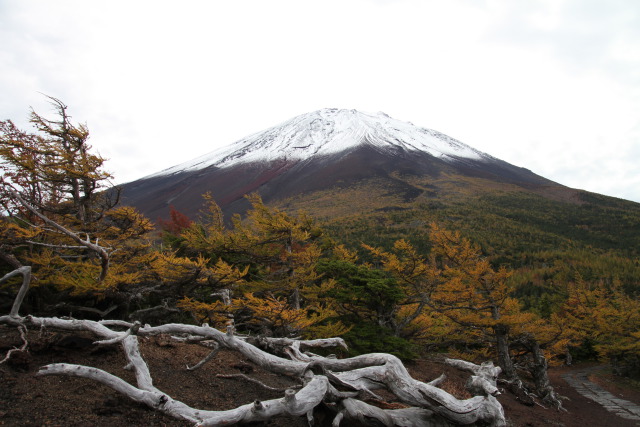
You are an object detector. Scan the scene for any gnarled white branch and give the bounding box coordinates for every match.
[3,313,507,426]
[0,266,32,317]
[445,358,502,397]
[333,398,454,427]
[94,321,141,346]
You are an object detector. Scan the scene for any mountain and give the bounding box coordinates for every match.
[119,107,640,314]
[120,108,572,221]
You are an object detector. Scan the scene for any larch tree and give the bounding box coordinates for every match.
[367,223,565,408]
[0,97,154,314]
[560,274,640,378]
[159,194,347,339]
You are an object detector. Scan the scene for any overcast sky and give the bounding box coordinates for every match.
[1,0,639,202]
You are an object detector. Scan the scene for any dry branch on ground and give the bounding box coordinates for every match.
[0,266,507,426]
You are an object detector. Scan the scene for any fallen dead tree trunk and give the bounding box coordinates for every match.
[0,267,507,426]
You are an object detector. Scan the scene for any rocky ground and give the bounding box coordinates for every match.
[1,326,639,426]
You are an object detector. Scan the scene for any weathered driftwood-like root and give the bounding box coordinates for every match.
[154,324,504,427]
[0,273,505,426]
[444,358,502,397]
[38,363,331,425]
[246,335,348,356]
[94,321,141,346]
[0,314,508,426]
[287,340,507,426]
[329,357,505,426]
[0,266,32,318]
[0,268,32,365]
[332,398,456,427]
[36,328,337,425]
[0,324,28,364]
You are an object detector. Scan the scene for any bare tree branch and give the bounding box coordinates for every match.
[1,299,507,426]
[0,325,28,365]
[0,266,32,317]
[217,373,301,393]
[186,342,220,371]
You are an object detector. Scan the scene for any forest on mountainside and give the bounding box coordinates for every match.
[2,100,640,425]
[310,186,640,304]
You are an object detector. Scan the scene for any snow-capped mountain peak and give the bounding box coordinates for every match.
[123,108,559,222]
[151,108,490,177]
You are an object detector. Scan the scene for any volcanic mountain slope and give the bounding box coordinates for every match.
[120,108,570,221]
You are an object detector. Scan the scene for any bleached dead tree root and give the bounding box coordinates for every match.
[0,267,506,426]
[0,324,28,364]
[0,267,31,365]
[38,363,334,425]
[1,314,506,426]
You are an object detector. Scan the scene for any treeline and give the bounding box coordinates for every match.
[1,99,639,388]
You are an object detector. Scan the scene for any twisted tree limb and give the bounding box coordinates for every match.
[333,398,455,427]
[1,275,507,426]
[38,362,330,425]
[444,358,502,397]
[0,324,28,365]
[0,266,31,317]
[1,313,508,426]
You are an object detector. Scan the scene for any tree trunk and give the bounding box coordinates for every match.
[290,287,301,310]
[494,324,517,381]
[523,335,565,410]
[493,324,536,406]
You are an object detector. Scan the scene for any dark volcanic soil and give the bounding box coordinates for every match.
[1,326,639,426]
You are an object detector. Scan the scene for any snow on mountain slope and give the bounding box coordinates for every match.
[150,109,493,177]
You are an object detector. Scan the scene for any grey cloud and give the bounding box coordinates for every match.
[484,0,640,85]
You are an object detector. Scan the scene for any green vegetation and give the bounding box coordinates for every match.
[2,100,640,388]
[276,166,640,380]
[315,189,640,291]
